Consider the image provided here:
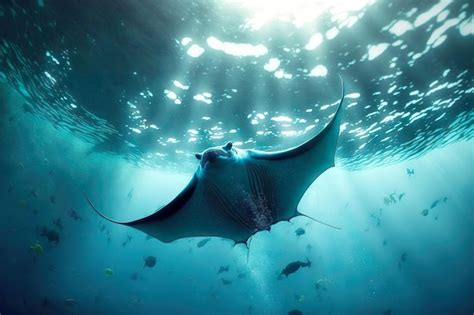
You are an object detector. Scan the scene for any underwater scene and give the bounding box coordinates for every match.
[0,0,473,314]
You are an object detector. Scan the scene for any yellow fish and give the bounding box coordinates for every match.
[294,294,305,304]
[30,243,44,255]
[104,268,114,277]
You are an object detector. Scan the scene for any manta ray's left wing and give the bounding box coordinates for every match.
[246,77,344,222]
[85,174,254,243]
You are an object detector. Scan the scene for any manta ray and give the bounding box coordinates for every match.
[85,77,345,245]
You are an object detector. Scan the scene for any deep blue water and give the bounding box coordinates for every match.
[0,0,473,314]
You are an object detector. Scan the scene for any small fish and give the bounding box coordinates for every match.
[127,187,134,201]
[68,208,82,221]
[104,268,114,277]
[406,168,414,177]
[288,310,303,315]
[389,193,397,203]
[398,193,405,201]
[40,227,60,244]
[106,229,112,243]
[421,209,429,216]
[30,243,44,255]
[217,265,229,274]
[144,256,157,268]
[315,279,329,291]
[294,294,305,303]
[99,224,106,233]
[221,278,232,285]
[382,239,387,246]
[30,189,39,198]
[49,195,56,204]
[8,183,14,193]
[370,213,381,227]
[280,258,311,278]
[430,200,439,209]
[122,235,132,247]
[384,309,392,315]
[398,252,407,269]
[52,218,63,231]
[197,238,211,248]
[294,227,305,237]
[237,272,246,279]
[130,272,140,281]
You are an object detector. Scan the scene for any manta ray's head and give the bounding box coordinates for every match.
[195,142,239,171]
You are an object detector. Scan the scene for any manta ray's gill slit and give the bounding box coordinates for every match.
[245,163,260,204]
[260,165,276,220]
[246,162,276,222]
[205,180,255,231]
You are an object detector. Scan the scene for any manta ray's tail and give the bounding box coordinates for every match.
[296,211,342,230]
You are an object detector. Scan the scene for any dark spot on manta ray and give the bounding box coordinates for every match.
[84,77,345,244]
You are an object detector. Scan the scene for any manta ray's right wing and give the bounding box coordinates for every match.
[246,76,345,222]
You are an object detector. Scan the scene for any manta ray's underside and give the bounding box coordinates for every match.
[85,77,345,245]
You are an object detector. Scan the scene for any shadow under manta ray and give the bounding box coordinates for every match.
[84,76,345,246]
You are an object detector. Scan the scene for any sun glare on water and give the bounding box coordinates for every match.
[225,0,375,30]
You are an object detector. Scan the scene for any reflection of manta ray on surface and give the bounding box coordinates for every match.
[84,77,345,245]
